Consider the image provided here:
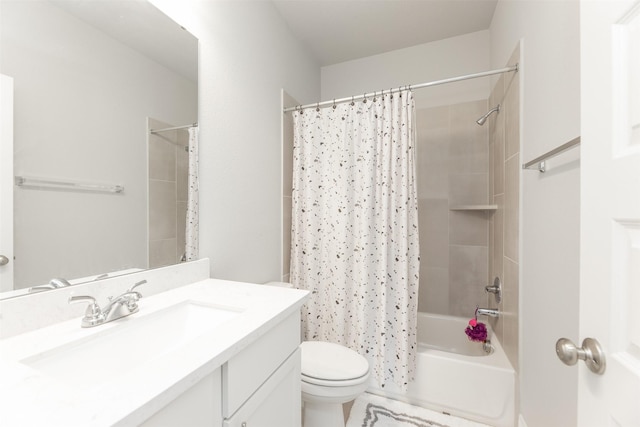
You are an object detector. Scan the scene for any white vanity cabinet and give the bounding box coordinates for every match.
[222,312,301,427]
[141,311,301,427]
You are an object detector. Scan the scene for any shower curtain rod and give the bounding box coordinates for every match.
[283,64,519,113]
[149,122,198,134]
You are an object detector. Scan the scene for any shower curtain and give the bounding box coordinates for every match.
[185,126,199,261]
[290,90,420,389]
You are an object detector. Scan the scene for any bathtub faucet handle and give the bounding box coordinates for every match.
[484,277,502,303]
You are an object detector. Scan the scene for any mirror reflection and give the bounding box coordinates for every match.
[0,0,198,299]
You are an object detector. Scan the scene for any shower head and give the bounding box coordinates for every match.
[476,104,501,126]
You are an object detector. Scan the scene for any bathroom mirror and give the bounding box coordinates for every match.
[0,0,197,299]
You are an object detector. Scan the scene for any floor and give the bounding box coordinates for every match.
[343,400,355,423]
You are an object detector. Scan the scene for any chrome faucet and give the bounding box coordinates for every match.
[476,308,500,318]
[29,277,72,293]
[68,280,147,328]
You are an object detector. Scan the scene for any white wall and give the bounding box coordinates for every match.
[490,2,581,426]
[321,30,491,109]
[150,0,320,283]
[0,1,196,288]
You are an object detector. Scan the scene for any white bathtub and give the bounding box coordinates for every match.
[368,312,515,427]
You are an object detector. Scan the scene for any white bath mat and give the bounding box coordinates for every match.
[346,393,490,427]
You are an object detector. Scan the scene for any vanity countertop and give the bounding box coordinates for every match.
[0,279,309,426]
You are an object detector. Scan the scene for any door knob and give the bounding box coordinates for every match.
[555,337,606,375]
[0,255,9,266]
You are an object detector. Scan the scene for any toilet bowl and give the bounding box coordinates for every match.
[300,341,370,427]
[264,282,370,427]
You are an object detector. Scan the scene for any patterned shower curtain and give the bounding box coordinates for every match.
[185,126,199,261]
[290,90,420,389]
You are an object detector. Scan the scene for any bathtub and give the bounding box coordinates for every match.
[368,312,515,427]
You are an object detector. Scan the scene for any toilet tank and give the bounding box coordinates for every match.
[265,282,303,341]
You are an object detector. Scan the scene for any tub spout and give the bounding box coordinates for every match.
[477,308,500,318]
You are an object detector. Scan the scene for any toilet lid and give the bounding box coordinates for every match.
[300,341,369,381]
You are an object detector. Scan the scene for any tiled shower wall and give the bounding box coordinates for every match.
[417,45,520,372]
[488,45,520,371]
[148,118,189,269]
[416,100,491,318]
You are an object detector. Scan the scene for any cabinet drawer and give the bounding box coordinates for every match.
[223,348,301,427]
[222,312,300,418]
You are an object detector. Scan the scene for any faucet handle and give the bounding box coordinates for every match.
[50,278,71,288]
[121,280,145,312]
[69,295,105,327]
[120,291,142,310]
[484,277,502,303]
[29,277,72,293]
[128,280,147,294]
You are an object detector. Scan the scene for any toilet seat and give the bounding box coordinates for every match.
[302,371,369,387]
[300,341,370,384]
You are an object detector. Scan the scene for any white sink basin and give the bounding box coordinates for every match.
[22,301,241,389]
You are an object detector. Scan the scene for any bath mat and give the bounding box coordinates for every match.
[346,393,490,427]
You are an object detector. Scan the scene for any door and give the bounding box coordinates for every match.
[580,0,640,425]
[0,74,14,291]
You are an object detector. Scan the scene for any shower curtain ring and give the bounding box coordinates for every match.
[363,93,367,103]
[390,88,393,99]
[316,102,320,112]
[332,99,336,110]
[350,96,355,106]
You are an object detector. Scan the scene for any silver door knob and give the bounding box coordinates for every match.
[0,255,9,266]
[555,337,606,375]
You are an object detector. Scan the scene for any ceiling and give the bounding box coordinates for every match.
[272,0,498,66]
[50,1,498,78]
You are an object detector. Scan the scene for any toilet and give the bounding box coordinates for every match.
[301,341,370,427]
[266,282,370,427]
